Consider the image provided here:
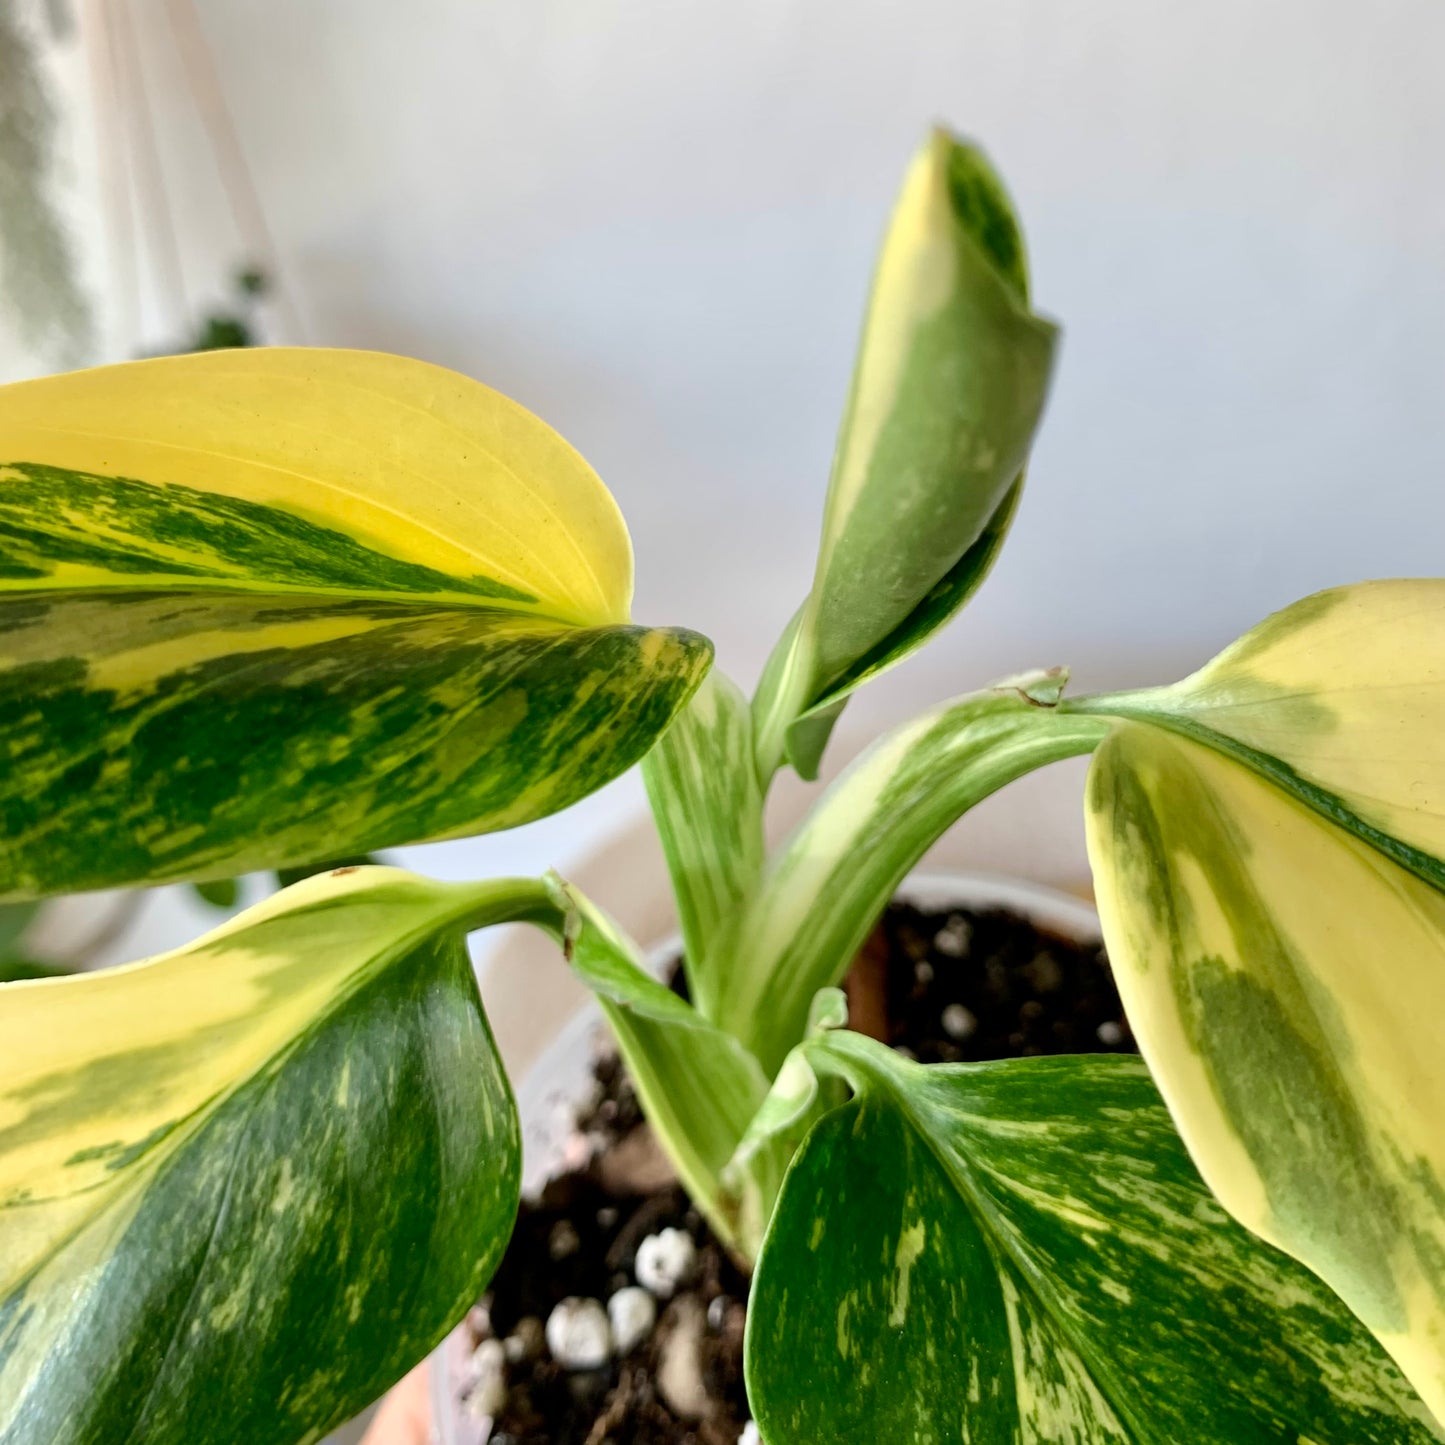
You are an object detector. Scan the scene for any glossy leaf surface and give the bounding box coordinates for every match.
[748,1036,1440,1445]
[753,130,1056,780]
[1087,722,1445,1423]
[0,865,538,1445]
[0,350,710,896]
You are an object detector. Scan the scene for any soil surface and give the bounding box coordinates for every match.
[456,898,1137,1443]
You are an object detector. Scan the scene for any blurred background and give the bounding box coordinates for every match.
[3,0,1444,947]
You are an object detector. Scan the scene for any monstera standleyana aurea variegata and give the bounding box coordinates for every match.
[1,128,1444,1445]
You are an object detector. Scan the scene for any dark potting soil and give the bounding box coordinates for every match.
[457,898,1137,1444]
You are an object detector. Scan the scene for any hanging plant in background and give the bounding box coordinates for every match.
[146,263,269,356]
[185,263,267,350]
[0,0,92,369]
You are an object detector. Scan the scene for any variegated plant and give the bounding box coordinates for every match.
[1,127,1442,1445]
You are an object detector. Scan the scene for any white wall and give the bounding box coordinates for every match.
[169,0,1445,701]
[7,0,1445,921]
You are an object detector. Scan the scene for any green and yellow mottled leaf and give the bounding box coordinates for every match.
[748,1034,1440,1445]
[1086,722,1445,1425]
[0,347,631,622]
[1071,580,1445,890]
[0,349,711,896]
[753,131,1056,781]
[545,876,768,1250]
[0,864,541,1445]
[640,669,764,1020]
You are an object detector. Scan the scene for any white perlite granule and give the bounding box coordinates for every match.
[544,1297,612,1369]
[608,1286,658,1355]
[635,1227,697,1298]
[464,1338,507,1421]
[941,1003,977,1040]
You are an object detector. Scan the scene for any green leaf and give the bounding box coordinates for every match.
[764,479,1022,783]
[640,670,764,1019]
[753,129,1056,782]
[1085,720,1445,1424]
[0,350,711,897]
[0,901,52,981]
[0,902,39,956]
[1068,580,1445,1419]
[748,1034,1441,1445]
[544,876,769,1251]
[0,865,541,1445]
[715,676,1109,1072]
[0,954,66,982]
[190,877,239,909]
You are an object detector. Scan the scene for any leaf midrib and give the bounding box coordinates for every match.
[1064,701,1445,899]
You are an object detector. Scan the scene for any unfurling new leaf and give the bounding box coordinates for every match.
[753,130,1057,781]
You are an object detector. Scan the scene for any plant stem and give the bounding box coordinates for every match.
[712,680,1111,1074]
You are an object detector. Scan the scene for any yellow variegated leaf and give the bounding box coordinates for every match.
[0,350,711,896]
[1086,723,1445,1424]
[0,864,544,1445]
[1075,581,1445,889]
[0,347,630,624]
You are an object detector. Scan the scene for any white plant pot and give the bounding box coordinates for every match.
[430,868,1101,1445]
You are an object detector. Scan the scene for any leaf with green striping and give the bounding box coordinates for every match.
[753,130,1057,782]
[0,865,544,1445]
[747,1033,1441,1445]
[0,350,711,896]
[1086,721,1445,1425]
